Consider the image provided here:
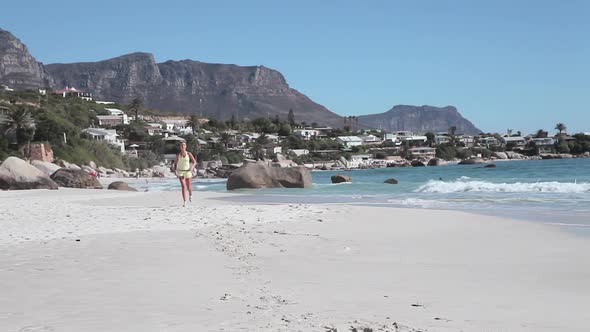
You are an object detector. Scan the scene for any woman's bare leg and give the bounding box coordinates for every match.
[179,177,187,205]
[185,177,193,201]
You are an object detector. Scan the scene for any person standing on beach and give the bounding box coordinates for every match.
[174,142,197,207]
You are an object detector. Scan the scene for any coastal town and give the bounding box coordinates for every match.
[1,84,590,182]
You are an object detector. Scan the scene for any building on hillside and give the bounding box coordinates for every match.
[96,115,125,127]
[457,135,475,147]
[398,132,428,143]
[314,127,334,138]
[336,136,363,148]
[359,134,382,145]
[409,147,436,159]
[162,119,191,134]
[82,128,125,153]
[53,87,93,101]
[479,136,500,147]
[383,133,403,146]
[434,135,451,145]
[95,101,115,105]
[500,136,526,148]
[531,137,556,153]
[145,125,164,136]
[1,85,14,91]
[293,128,319,140]
[104,108,129,125]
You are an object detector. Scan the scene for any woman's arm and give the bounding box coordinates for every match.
[173,154,179,177]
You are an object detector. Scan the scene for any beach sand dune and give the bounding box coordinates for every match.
[1,189,589,331]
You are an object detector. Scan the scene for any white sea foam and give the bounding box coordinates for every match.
[416,179,590,194]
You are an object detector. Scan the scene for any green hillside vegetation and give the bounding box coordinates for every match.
[0,90,156,169]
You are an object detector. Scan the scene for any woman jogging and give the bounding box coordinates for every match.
[174,142,197,207]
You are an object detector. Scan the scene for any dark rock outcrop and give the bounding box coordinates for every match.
[384,178,399,184]
[226,163,312,190]
[50,169,103,189]
[358,105,481,135]
[331,174,352,183]
[0,157,58,190]
[427,158,446,166]
[107,181,137,191]
[411,160,426,167]
[484,164,497,168]
[0,29,50,89]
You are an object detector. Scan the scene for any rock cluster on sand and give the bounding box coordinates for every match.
[0,157,59,190]
[226,162,312,190]
[50,169,103,189]
[31,160,62,176]
[107,181,137,191]
[331,174,352,184]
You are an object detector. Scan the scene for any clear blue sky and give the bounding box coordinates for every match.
[2,0,589,134]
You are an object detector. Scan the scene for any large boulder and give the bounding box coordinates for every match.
[427,158,445,166]
[31,160,62,176]
[411,160,426,167]
[505,151,524,160]
[50,169,103,189]
[0,157,59,190]
[493,152,508,159]
[384,178,399,184]
[484,164,497,168]
[88,161,97,170]
[331,174,352,183]
[458,158,485,165]
[107,181,137,191]
[226,163,312,190]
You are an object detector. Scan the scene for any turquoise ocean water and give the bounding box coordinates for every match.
[140,158,590,235]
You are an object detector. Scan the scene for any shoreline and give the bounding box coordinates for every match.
[1,189,590,331]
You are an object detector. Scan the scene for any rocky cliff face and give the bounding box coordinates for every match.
[358,105,482,134]
[0,29,49,89]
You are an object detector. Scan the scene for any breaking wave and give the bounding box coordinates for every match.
[415,179,590,194]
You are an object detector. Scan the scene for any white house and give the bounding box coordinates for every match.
[479,136,500,147]
[409,147,436,159]
[359,134,382,145]
[392,131,427,143]
[434,135,451,145]
[531,137,556,153]
[500,136,527,148]
[53,87,92,101]
[336,136,363,148]
[293,128,319,140]
[83,128,125,153]
[96,115,125,127]
[383,133,402,145]
[162,119,190,133]
[104,108,129,125]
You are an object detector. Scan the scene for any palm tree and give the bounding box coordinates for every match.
[127,98,143,122]
[187,114,200,135]
[220,132,231,149]
[555,123,566,135]
[0,106,35,147]
[425,132,435,147]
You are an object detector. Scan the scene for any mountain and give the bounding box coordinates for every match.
[0,29,50,89]
[0,28,342,127]
[357,105,482,134]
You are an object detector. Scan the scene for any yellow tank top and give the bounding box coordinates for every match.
[177,153,190,171]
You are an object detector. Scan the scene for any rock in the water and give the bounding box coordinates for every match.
[0,157,59,190]
[226,163,312,190]
[458,158,485,165]
[411,160,426,167]
[384,178,399,184]
[31,160,62,176]
[50,168,103,189]
[107,181,137,191]
[331,174,352,183]
[427,158,446,166]
[484,164,497,168]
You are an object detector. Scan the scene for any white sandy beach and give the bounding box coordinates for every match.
[1,188,589,331]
